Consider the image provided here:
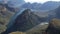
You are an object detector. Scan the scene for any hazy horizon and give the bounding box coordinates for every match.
[24,0,60,4]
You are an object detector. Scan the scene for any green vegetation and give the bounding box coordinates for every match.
[0,3,15,34]
[0,25,6,34]
[0,12,15,25]
[26,23,49,34]
[8,23,48,34]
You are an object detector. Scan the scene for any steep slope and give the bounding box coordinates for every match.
[0,3,15,34]
[55,6,60,18]
[26,22,49,34]
[2,9,43,34]
[0,3,15,25]
[33,10,52,22]
[48,6,60,19]
[46,18,60,34]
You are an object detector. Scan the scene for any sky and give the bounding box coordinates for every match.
[24,0,60,3]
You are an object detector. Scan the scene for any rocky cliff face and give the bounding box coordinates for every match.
[46,18,60,34]
[0,3,15,34]
[0,3,15,25]
[1,9,49,34]
[4,9,41,33]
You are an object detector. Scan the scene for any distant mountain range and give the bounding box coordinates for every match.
[39,1,60,10]
[21,2,42,10]
[0,1,59,11]
[50,6,60,19]
[21,1,60,11]
[7,0,25,8]
[0,0,25,8]
[0,0,60,11]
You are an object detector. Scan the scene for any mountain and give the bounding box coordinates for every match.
[21,2,42,10]
[32,7,59,22]
[45,6,60,34]
[54,6,60,18]
[39,1,60,10]
[0,0,25,12]
[2,9,42,34]
[26,22,49,34]
[0,0,8,4]
[1,1,60,11]
[46,18,60,34]
[7,0,25,8]
[47,6,60,19]
[21,1,60,10]
[0,3,15,34]
[2,9,50,34]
